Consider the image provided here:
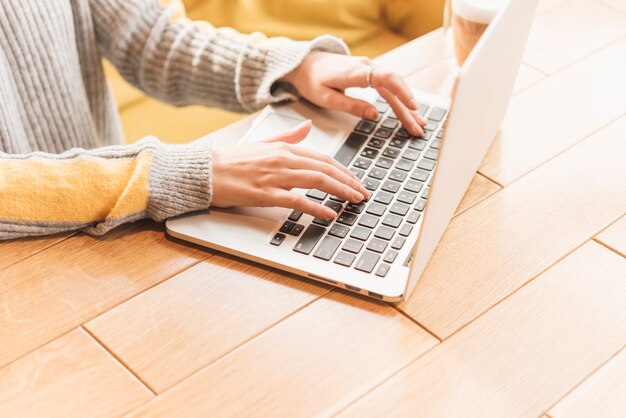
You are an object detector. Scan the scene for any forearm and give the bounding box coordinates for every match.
[90,0,348,112]
[0,138,212,240]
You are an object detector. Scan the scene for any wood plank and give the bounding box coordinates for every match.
[85,254,330,393]
[480,37,626,185]
[401,116,626,338]
[0,222,209,369]
[595,215,626,257]
[341,242,626,417]
[537,0,569,15]
[455,174,501,215]
[514,63,546,94]
[524,0,626,74]
[0,234,70,273]
[0,328,152,418]
[124,291,437,417]
[550,348,626,418]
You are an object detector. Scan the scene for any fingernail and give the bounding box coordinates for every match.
[324,209,336,219]
[365,108,378,121]
[353,191,365,202]
[409,98,418,110]
[412,122,423,136]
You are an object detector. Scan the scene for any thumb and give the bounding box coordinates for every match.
[263,120,312,144]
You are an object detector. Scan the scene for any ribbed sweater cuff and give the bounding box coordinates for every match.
[238,35,350,112]
[146,141,212,221]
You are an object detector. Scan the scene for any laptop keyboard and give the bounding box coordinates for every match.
[270,96,447,278]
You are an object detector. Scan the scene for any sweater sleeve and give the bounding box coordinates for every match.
[0,138,212,240]
[90,0,350,112]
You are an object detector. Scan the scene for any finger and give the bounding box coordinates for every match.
[379,87,425,137]
[272,191,337,219]
[262,120,312,144]
[283,155,369,198]
[286,143,364,185]
[281,169,365,204]
[370,67,418,111]
[312,87,379,121]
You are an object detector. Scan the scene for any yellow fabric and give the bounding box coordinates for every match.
[0,154,151,223]
[109,0,444,144]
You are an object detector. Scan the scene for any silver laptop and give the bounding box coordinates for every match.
[167,0,538,302]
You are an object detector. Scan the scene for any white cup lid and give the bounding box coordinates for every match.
[452,0,507,24]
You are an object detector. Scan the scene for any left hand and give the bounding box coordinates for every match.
[281,51,427,136]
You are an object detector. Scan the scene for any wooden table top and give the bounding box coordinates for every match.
[1,1,625,417]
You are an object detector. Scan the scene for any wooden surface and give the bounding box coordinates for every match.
[1,1,625,416]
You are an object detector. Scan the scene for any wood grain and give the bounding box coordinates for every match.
[550,348,626,418]
[514,63,546,93]
[0,222,209,369]
[86,254,330,393]
[0,328,152,418]
[524,0,626,74]
[402,116,626,338]
[0,234,70,273]
[595,215,626,257]
[341,242,626,417]
[455,174,501,216]
[124,291,437,418]
[480,37,626,185]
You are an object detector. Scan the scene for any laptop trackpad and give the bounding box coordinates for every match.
[242,111,341,156]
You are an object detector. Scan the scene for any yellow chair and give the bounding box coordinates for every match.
[107,0,444,144]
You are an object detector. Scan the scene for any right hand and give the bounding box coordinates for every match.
[211,120,370,220]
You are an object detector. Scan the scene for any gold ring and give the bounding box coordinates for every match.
[366,64,376,88]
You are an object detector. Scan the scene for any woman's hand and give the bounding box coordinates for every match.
[281,52,427,136]
[211,120,370,219]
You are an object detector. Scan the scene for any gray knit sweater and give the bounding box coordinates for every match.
[0,0,348,240]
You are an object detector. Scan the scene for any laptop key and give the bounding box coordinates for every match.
[337,212,358,226]
[368,167,387,180]
[404,180,423,194]
[389,169,407,182]
[390,202,410,216]
[415,199,426,211]
[374,226,396,241]
[312,217,333,227]
[375,101,390,113]
[431,139,442,150]
[350,168,365,179]
[428,107,447,122]
[374,191,393,205]
[350,226,372,241]
[288,210,303,222]
[354,120,376,134]
[382,214,403,228]
[417,159,436,171]
[329,195,347,203]
[424,122,438,132]
[368,138,385,149]
[329,224,350,238]
[382,180,401,194]
[334,132,368,166]
[375,157,394,169]
[325,201,343,213]
[383,250,398,263]
[391,236,406,250]
[418,104,430,117]
[407,210,421,224]
[280,221,296,234]
[423,187,431,199]
[402,149,421,161]
[411,169,430,182]
[345,201,366,214]
[395,159,413,172]
[343,238,364,254]
[399,223,414,237]
[361,147,379,159]
[293,224,326,254]
[306,189,327,201]
[424,148,439,160]
[374,127,393,139]
[270,233,286,246]
[375,263,390,277]
[366,202,387,217]
[367,238,388,254]
[389,137,407,148]
[358,214,380,229]
[398,191,417,205]
[355,251,381,273]
[313,236,342,261]
[353,157,372,170]
[363,177,380,191]
[382,118,399,130]
[290,224,305,236]
[382,147,400,159]
[334,251,356,267]
[408,139,427,151]
[395,127,411,139]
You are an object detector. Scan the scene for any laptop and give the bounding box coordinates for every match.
[167,0,538,302]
